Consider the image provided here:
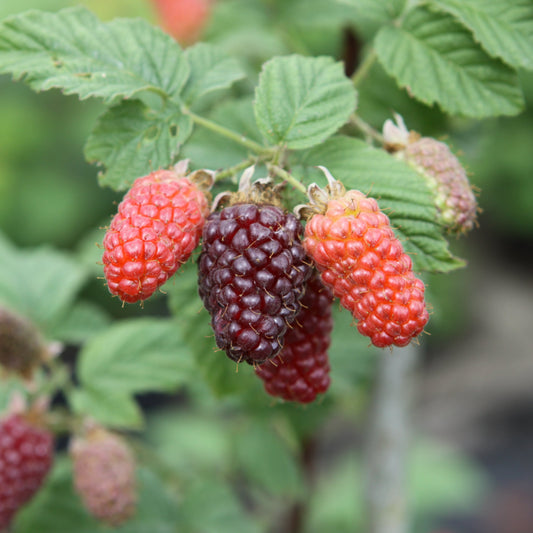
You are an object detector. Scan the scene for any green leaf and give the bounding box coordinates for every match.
[429,0,533,70]
[182,43,245,106]
[356,61,448,134]
[0,233,88,335]
[69,387,144,429]
[15,459,180,533]
[375,6,524,117]
[49,300,111,343]
[254,55,357,149]
[279,0,358,27]
[295,136,465,273]
[235,421,304,498]
[410,441,486,515]
[335,0,406,39]
[205,0,287,63]
[0,7,189,103]
[147,410,232,478]
[337,0,405,23]
[84,100,192,190]
[329,307,378,397]
[183,97,262,170]
[180,479,261,533]
[77,318,193,395]
[306,453,364,533]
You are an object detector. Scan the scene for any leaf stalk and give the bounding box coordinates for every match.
[182,107,268,154]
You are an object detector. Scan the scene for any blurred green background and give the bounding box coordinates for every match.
[1,1,533,532]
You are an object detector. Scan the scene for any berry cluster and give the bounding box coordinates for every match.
[101,164,432,404]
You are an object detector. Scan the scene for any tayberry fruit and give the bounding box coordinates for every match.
[255,271,333,403]
[198,202,312,364]
[152,0,211,45]
[301,168,429,348]
[70,426,137,527]
[384,114,478,234]
[103,166,210,303]
[0,412,53,530]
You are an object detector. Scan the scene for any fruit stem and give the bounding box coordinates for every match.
[36,355,74,402]
[267,164,307,195]
[364,343,419,533]
[182,107,269,154]
[350,114,385,144]
[45,408,80,435]
[351,48,377,88]
[215,158,257,182]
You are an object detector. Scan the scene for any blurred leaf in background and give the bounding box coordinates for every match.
[462,70,533,237]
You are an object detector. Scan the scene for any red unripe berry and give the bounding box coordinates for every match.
[303,180,429,348]
[255,271,333,404]
[103,168,210,303]
[0,413,54,530]
[152,0,211,45]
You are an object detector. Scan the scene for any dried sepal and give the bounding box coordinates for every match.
[294,166,346,220]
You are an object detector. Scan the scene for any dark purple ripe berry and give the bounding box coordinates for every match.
[198,203,312,364]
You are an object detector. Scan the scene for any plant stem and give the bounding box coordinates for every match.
[40,354,74,400]
[352,48,377,88]
[350,114,385,144]
[364,343,420,533]
[215,158,257,182]
[147,85,171,101]
[267,164,307,195]
[182,107,268,154]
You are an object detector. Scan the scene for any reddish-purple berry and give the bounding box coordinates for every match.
[0,413,54,530]
[255,271,333,404]
[198,203,312,364]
